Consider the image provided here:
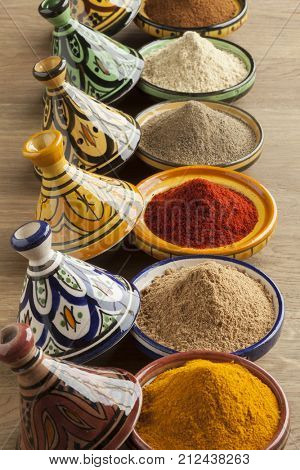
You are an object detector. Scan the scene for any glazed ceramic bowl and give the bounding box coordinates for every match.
[70,0,141,36]
[136,100,264,171]
[138,37,255,102]
[129,351,290,450]
[133,166,277,260]
[131,256,284,361]
[135,0,248,39]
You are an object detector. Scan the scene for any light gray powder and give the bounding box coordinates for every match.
[140,101,257,165]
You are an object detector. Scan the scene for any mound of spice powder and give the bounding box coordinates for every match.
[144,179,258,248]
[142,32,248,93]
[136,359,280,450]
[137,262,276,352]
[145,0,238,28]
[140,101,257,166]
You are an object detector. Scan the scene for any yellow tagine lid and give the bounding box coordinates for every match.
[23,129,144,260]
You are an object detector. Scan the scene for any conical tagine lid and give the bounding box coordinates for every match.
[11,220,141,364]
[70,0,141,36]
[22,129,144,260]
[33,56,140,176]
[38,0,143,103]
[0,323,142,450]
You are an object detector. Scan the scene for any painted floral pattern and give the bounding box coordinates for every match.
[18,253,140,363]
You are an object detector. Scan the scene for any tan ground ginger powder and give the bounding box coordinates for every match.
[137,262,276,352]
[142,31,249,93]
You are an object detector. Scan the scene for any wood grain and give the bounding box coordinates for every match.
[0,0,299,450]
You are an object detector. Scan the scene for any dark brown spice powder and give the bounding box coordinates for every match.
[145,0,238,28]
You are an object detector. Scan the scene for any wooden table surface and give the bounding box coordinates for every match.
[0,0,299,450]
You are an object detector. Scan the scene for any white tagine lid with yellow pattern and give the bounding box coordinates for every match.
[11,220,141,364]
[22,129,144,260]
[33,56,141,177]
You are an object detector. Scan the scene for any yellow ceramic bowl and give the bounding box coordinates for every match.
[136,100,264,172]
[133,166,277,260]
[135,0,248,39]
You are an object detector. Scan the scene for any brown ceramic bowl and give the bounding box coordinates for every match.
[129,351,290,450]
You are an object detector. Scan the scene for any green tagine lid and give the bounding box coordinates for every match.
[38,0,144,104]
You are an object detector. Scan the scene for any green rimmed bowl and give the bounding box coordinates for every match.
[138,37,256,103]
[136,100,264,172]
[135,0,248,39]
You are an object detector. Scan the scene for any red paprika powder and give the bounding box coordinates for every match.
[144,179,258,249]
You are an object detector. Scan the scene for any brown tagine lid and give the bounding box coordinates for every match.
[0,323,142,450]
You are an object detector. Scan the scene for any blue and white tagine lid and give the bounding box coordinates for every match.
[11,221,140,364]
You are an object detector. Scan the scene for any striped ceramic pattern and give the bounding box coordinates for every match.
[38,166,143,259]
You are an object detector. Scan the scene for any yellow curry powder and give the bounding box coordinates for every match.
[136,359,280,450]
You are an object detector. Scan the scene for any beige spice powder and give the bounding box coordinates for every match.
[142,32,249,93]
[137,262,276,352]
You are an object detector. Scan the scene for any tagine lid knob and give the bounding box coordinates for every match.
[0,323,35,366]
[11,220,55,266]
[33,56,67,89]
[38,0,71,26]
[22,129,66,168]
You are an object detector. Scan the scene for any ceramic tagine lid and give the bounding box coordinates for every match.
[11,220,141,364]
[70,0,141,36]
[33,56,141,177]
[22,129,144,260]
[0,323,142,449]
[38,0,144,104]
